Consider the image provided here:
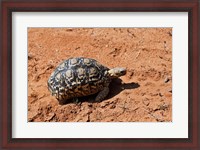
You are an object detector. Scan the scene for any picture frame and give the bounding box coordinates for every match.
[1,0,199,149]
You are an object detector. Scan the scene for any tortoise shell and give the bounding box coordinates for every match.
[47,57,111,103]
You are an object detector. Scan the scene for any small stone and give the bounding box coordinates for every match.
[34,57,39,61]
[168,89,172,93]
[159,93,163,97]
[66,28,73,31]
[168,31,172,36]
[100,101,110,108]
[46,64,54,70]
[28,53,34,60]
[75,47,80,50]
[164,77,170,83]
[88,103,92,107]
[30,92,38,100]
[109,105,116,109]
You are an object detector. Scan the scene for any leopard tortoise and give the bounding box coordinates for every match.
[47,57,126,104]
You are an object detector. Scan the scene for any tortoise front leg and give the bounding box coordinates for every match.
[95,87,109,102]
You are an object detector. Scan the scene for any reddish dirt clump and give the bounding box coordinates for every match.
[28,28,172,122]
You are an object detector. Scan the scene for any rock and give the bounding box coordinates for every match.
[164,76,171,83]
[28,53,34,60]
[88,103,93,107]
[168,88,172,93]
[109,104,116,109]
[66,28,73,31]
[159,93,163,97]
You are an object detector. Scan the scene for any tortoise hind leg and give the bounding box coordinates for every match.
[95,87,109,102]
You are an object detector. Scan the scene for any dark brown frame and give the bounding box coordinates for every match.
[1,0,199,149]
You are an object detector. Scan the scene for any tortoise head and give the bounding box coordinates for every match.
[108,67,126,78]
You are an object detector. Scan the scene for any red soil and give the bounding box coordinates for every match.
[28,28,172,122]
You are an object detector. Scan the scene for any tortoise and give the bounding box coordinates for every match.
[47,57,126,104]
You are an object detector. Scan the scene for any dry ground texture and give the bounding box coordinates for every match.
[28,28,172,122]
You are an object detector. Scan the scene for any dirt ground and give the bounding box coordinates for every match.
[28,28,172,122]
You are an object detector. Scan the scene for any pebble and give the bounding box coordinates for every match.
[66,28,73,31]
[159,93,163,97]
[164,77,170,83]
[109,105,116,109]
[28,53,34,60]
[88,103,93,107]
[168,88,172,93]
